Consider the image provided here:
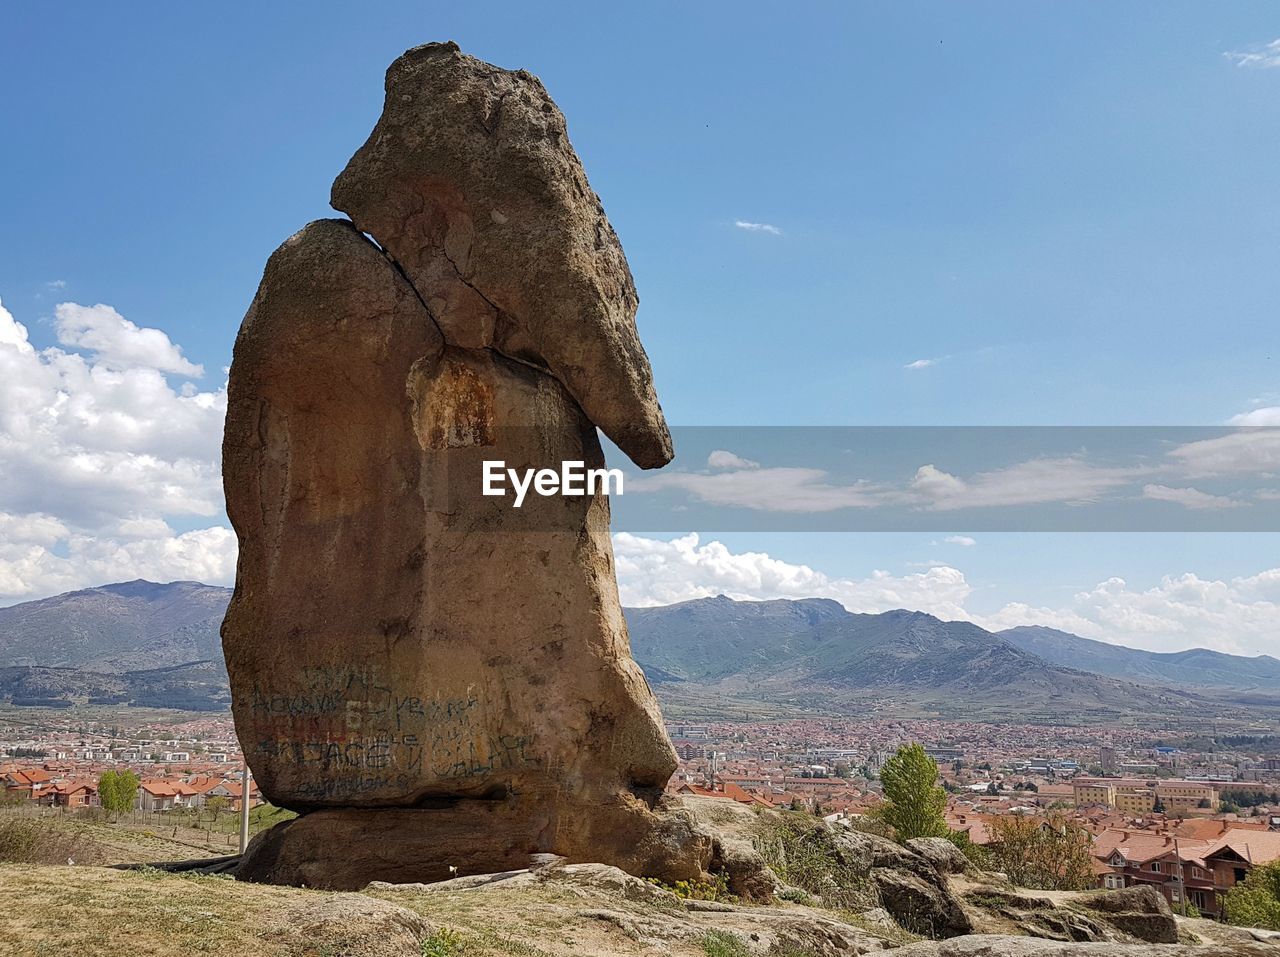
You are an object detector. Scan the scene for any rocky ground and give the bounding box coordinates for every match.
[1,857,1276,957]
[2,797,1278,956]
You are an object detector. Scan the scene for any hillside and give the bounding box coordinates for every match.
[3,581,1279,718]
[0,659,230,711]
[1001,625,1280,692]
[0,580,231,672]
[626,596,849,682]
[626,599,1231,718]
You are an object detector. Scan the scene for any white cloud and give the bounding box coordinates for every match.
[1229,407,1280,426]
[45,280,67,291]
[55,302,203,376]
[1141,484,1242,510]
[636,467,889,512]
[980,570,1280,657]
[904,358,937,370]
[1166,429,1280,478]
[0,296,229,602]
[0,514,235,601]
[707,449,760,470]
[1225,38,1280,69]
[613,532,971,618]
[909,457,1147,511]
[943,535,976,547]
[734,220,782,236]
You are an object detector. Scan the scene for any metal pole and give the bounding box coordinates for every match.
[238,763,251,854]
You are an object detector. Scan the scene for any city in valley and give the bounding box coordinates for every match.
[5,702,1280,921]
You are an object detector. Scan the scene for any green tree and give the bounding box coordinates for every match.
[205,795,229,825]
[97,769,139,820]
[873,744,948,840]
[987,813,1095,891]
[1225,860,1280,930]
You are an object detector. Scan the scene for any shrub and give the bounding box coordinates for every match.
[421,927,464,957]
[646,872,733,901]
[1225,860,1280,931]
[701,930,750,957]
[754,812,877,911]
[985,813,1095,891]
[0,817,102,865]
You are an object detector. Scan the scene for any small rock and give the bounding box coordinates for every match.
[1075,886,1178,944]
[872,866,972,939]
[906,837,971,874]
[282,894,431,957]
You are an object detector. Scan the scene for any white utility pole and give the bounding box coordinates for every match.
[238,763,251,854]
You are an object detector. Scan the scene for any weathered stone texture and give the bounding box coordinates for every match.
[223,43,691,887]
[331,41,672,469]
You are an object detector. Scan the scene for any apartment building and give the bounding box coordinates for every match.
[1072,777,1218,814]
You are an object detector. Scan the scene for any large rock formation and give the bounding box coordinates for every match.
[222,42,701,888]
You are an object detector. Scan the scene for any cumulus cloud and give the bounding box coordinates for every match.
[55,302,204,376]
[979,570,1280,657]
[1229,407,1280,426]
[904,358,937,370]
[943,535,976,546]
[0,515,236,600]
[0,296,230,602]
[707,449,760,470]
[612,532,972,619]
[734,220,782,236]
[1141,484,1242,510]
[1225,38,1280,69]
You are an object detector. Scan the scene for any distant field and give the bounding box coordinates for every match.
[0,702,231,727]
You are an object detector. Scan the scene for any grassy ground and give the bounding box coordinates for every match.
[0,860,898,957]
[0,810,899,956]
[0,803,296,864]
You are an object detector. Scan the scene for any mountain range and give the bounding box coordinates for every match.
[999,625,1280,692]
[1,581,1276,717]
[625,596,1250,719]
[0,580,229,672]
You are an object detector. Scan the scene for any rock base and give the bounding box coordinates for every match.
[236,794,712,891]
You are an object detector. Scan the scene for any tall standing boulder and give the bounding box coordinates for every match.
[222,42,705,889]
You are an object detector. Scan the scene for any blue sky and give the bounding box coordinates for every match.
[3,3,1280,653]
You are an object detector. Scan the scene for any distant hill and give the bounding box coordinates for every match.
[625,596,850,682]
[625,597,1245,717]
[0,659,230,711]
[3,581,1278,718]
[0,580,231,672]
[1000,625,1280,692]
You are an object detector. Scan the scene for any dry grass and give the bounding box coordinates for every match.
[0,816,890,957]
[0,864,309,956]
[0,817,104,866]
